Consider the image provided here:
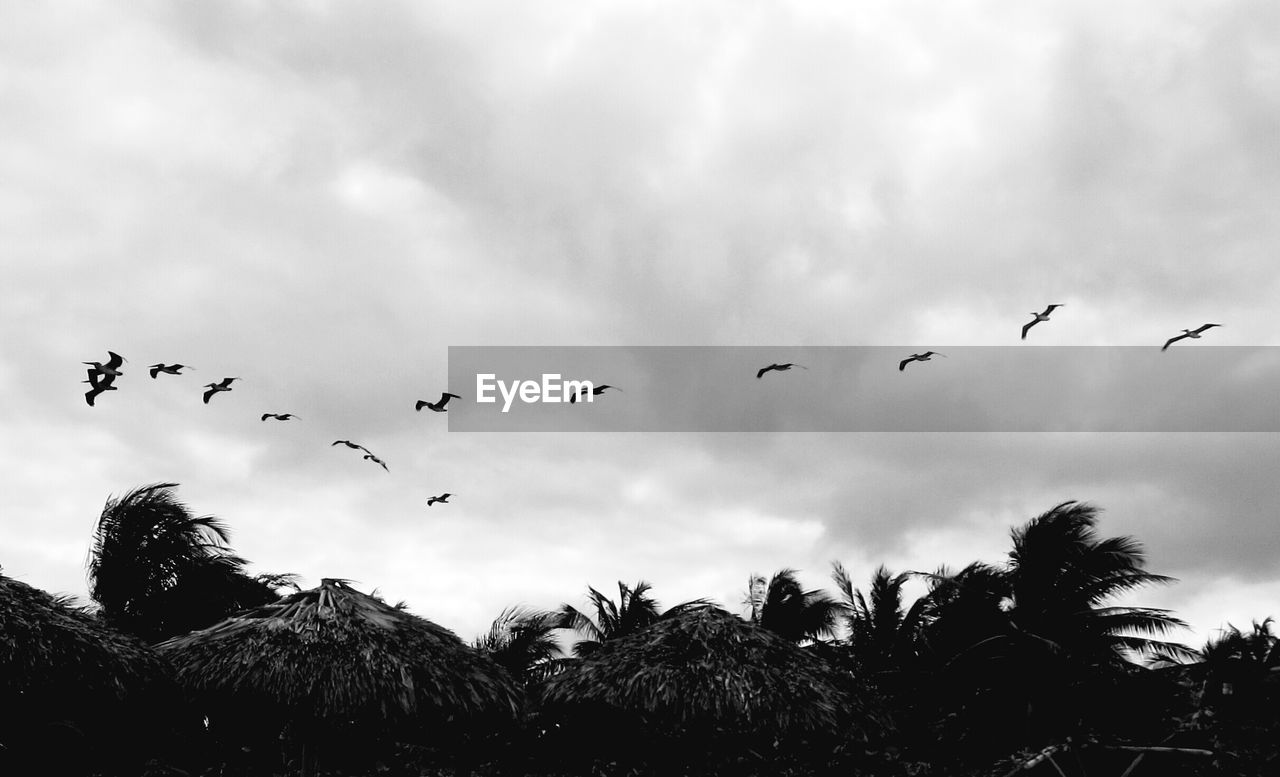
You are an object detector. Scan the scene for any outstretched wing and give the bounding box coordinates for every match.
[1162,333,1188,351]
[1021,319,1037,340]
[899,357,913,372]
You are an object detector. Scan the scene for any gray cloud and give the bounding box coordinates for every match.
[2,1,1278,643]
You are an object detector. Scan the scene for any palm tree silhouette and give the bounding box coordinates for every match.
[473,606,564,684]
[915,502,1193,750]
[748,568,842,644]
[832,562,931,677]
[1186,618,1279,712]
[555,580,708,658]
[87,482,291,641]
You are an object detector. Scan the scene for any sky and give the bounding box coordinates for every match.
[3,0,1279,651]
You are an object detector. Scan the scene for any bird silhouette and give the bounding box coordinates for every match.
[756,363,808,379]
[363,453,389,471]
[149,363,192,378]
[426,493,452,507]
[332,440,372,454]
[899,352,946,371]
[415,392,461,412]
[85,368,115,390]
[1022,304,1064,340]
[1162,323,1222,351]
[83,380,118,406]
[570,384,621,403]
[261,413,298,421]
[84,351,126,378]
[202,377,240,404]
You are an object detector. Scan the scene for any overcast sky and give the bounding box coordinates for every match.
[3,0,1278,649]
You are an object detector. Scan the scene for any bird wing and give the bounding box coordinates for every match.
[202,388,215,404]
[261,414,271,421]
[1021,320,1037,339]
[437,392,456,406]
[1193,323,1219,334]
[106,352,124,369]
[1162,333,1189,351]
[569,390,578,403]
[149,366,162,378]
[898,358,912,371]
[414,400,427,411]
[756,366,771,378]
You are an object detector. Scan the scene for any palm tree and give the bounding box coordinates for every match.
[1190,618,1279,710]
[473,606,564,684]
[87,482,290,642]
[832,562,930,677]
[1004,501,1190,665]
[915,502,1194,753]
[749,568,842,644]
[556,581,708,658]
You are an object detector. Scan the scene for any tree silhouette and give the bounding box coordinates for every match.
[749,568,842,644]
[556,581,708,658]
[87,483,290,642]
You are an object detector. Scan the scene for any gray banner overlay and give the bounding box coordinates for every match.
[445,347,1280,432]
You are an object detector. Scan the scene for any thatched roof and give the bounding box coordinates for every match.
[538,606,866,739]
[156,578,521,727]
[0,568,169,713]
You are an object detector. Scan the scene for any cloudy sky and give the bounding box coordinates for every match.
[3,0,1278,649]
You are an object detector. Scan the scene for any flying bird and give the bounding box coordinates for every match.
[899,352,946,371]
[363,453,389,471]
[332,440,371,453]
[202,377,240,404]
[570,384,621,404]
[1021,304,1065,340]
[85,368,115,389]
[261,413,298,422]
[84,351,126,378]
[1162,323,1222,351]
[149,363,192,378]
[756,363,808,379]
[415,392,461,412]
[83,380,118,407]
[426,493,452,507]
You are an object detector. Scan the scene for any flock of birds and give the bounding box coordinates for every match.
[80,312,1224,506]
[754,308,1223,375]
[81,354,457,508]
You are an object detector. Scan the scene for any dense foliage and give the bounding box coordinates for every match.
[4,491,1277,775]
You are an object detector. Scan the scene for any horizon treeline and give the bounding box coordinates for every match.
[4,482,1277,776]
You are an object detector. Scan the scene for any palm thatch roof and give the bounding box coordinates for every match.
[0,567,169,714]
[156,578,522,729]
[538,605,868,739]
